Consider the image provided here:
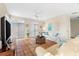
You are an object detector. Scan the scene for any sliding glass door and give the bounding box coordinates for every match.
[11,23,25,39]
[29,24,39,39]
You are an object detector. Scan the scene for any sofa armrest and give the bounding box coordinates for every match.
[44,52,53,56]
[46,44,59,55]
[35,44,59,56]
[35,46,53,56]
[35,46,47,56]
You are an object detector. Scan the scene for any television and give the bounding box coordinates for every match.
[6,20,11,40]
[1,16,6,51]
[0,16,11,52]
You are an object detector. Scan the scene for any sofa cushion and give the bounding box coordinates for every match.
[44,52,53,56]
[57,36,79,56]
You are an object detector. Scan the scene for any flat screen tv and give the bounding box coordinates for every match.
[6,20,11,40]
[1,16,6,51]
[0,16,11,52]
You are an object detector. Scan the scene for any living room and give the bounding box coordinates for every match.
[0,3,79,56]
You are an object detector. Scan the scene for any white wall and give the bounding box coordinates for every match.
[44,15,70,44]
[58,15,70,41]
[0,4,7,17]
[0,3,7,49]
[24,18,44,38]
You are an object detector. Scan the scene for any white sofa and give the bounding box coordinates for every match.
[35,44,59,56]
[35,36,79,56]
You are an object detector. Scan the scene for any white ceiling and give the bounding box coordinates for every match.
[5,3,79,20]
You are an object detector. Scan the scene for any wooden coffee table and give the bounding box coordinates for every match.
[41,39,57,49]
[36,36,46,44]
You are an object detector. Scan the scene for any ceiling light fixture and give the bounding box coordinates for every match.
[33,9,41,20]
